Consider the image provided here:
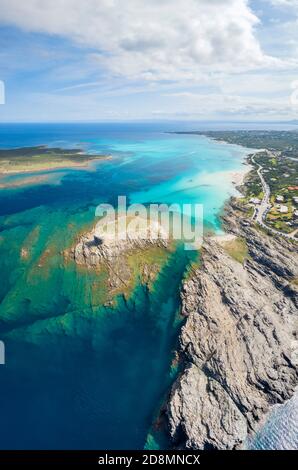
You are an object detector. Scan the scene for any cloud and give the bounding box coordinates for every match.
[267,0,298,7]
[0,0,270,80]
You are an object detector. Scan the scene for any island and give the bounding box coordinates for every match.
[0,146,110,175]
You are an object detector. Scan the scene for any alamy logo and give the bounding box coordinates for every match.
[0,80,5,105]
[95,196,204,250]
[0,341,5,365]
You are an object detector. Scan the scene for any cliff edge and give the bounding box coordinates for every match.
[167,199,298,449]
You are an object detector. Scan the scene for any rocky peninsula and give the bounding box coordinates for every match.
[71,214,170,300]
[167,194,298,449]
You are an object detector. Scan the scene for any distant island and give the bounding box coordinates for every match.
[0,146,110,175]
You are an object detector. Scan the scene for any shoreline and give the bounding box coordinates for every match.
[212,137,298,443]
[212,151,253,243]
[167,193,298,449]
[166,133,298,449]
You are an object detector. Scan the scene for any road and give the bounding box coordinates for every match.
[251,152,297,241]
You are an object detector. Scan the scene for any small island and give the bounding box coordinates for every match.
[0,145,110,175]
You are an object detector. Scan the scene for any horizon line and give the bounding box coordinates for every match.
[0,119,297,125]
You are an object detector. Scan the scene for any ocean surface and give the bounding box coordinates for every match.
[0,122,257,449]
[248,392,298,450]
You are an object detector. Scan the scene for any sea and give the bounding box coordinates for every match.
[0,122,295,449]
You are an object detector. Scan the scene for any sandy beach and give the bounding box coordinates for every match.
[229,161,253,190]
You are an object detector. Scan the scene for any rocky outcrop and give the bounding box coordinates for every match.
[71,215,169,295]
[168,201,298,449]
[73,215,168,267]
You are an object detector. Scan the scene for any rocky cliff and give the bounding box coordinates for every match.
[71,214,169,298]
[167,199,298,449]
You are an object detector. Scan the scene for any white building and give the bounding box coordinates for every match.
[249,198,261,205]
[279,205,289,214]
[293,197,298,204]
[276,195,284,203]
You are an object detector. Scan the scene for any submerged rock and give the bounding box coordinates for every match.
[167,201,298,450]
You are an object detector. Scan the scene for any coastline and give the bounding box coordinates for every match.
[229,162,253,191]
[211,153,253,244]
[165,136,298,449]
[167,193,298,449]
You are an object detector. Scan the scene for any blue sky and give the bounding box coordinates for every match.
[0,0,298,122]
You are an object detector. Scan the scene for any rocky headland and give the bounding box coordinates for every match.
[71,214,170,299]
[167,197,298,449]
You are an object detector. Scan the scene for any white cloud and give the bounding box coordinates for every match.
[0,0,270,80]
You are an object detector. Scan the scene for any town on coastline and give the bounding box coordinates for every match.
[173,130,298,242]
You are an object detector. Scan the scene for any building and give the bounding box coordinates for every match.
[276,195,284,203]
[249,198,261,205]
[279,205,289,214]
[294,210,298,219]
[293,197,298,204]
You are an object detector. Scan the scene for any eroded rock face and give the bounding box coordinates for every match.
[73,215,168,267]
[168,204,298,450]
[71,215,169,296]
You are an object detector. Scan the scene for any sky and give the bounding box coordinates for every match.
[0,0,298,122]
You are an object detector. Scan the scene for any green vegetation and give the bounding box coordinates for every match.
[183,252,201,281]
[121,245,172,298]
[0,146,109,174]
[251,151,298,233]
[174,129,298,155]
[174,130,298,237]
[222,237,249,264]
[244,168,263,199]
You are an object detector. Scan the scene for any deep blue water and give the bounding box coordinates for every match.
[0,123,251,450]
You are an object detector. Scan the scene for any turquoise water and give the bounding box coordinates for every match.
[0,123,250,449]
